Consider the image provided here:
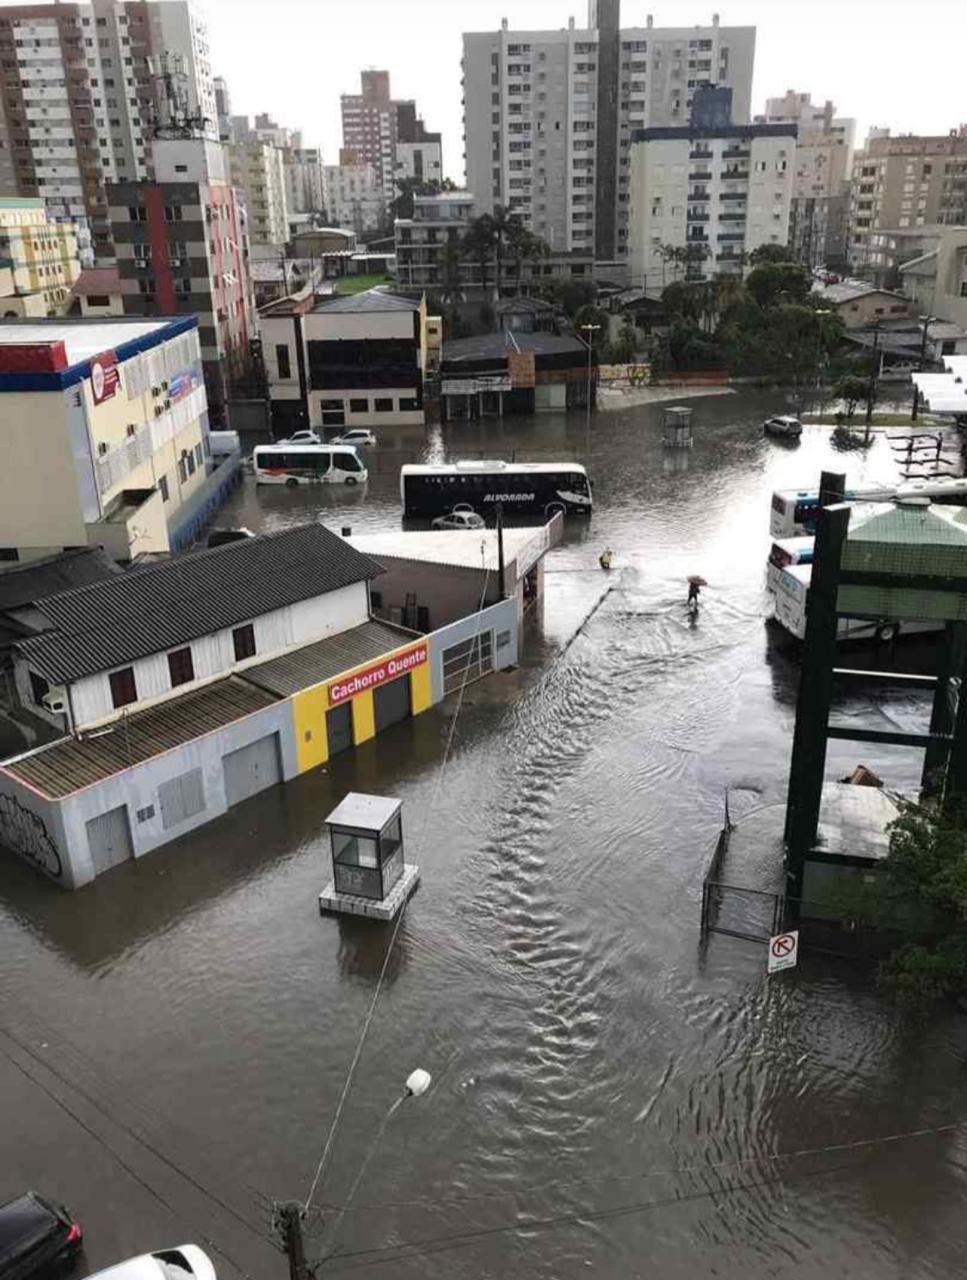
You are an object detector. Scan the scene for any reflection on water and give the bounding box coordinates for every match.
[2,393,967,1280]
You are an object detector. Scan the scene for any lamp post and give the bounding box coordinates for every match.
[865,319,881,444]
[317,1067,432,1272]
[911,312,936,422]
[580,322,600,459]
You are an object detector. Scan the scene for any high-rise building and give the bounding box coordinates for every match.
[628,87,795,286]
[850,129,967,275]
[0,0,216,263]
[462,2,756,260]
[108,137,255,422]
[0,197,80,315]
[285,148,325,216]
[323,160,384,234]
[229,130,289,248]
[759,90,854,269]
[340,70,442,207]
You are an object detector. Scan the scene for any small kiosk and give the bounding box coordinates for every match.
[319,792,420,920]
[662,405,693,448]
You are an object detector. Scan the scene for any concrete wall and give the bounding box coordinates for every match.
[428,599,518,703]
[0,767,75,887]
[371,559,500,632]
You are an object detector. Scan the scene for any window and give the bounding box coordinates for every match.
[0,548,19,562]
[349,397,368,412]
[29,670,49,705]
[374,397,393,412]
[109,666,137,709]
[399,397,420,411]
[167,646,194,687]
[275,343,291,379]
[158,473,169,503]
[233,623,256,661]
[370,590,383,610]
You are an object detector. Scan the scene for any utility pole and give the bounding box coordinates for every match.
[864,321,880,444]
[276,1202,309,1280]
[580,322,600,459]
[495,502,506,601]
[910,311,934,422]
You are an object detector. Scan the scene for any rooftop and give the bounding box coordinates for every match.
[813,282,906,305]
[70,267,122,298]
[0,548,121,615]
[311,289,419,314]
[17,524,384,685]
[1,675,279,799]
[244,618,418,698]
[442,331,588,363]
[0,316,195,373]
[326,791,401,833]
[347,527,546,574]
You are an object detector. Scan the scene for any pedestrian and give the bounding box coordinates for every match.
[599,547,613,571]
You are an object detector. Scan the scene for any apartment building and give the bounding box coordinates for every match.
[229,133,289,247]
[107,137,255,422]
[850,129,967,273]
[285,147,325,216]
[760,90,854,269]
[394,98,443,186]
[0,315,211,563]
[395,191,475,292]
[628,88,796,285]
[323,160,384,234]
[340,70,442,205]
[462,1,755,260]
[0,0,215,262]
[898,226,967,331]
[0,197,80,315]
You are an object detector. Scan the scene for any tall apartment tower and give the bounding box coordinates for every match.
[340,70,442,205]
[462,3,756,259]
[0,0,216,263]
[760,90,854,269]
[850,129,967,272]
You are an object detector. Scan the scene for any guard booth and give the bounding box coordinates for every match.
[662,405,693,448]
[319,792,420,920]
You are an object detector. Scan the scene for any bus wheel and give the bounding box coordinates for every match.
[876,622,898,643]
[285,477,299,489]
[546,502,566,518]
[345,476,358,486]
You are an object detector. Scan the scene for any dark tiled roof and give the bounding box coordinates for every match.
[442,331,588,363]
[18,524,383,684]
[0,548,121,613]
[244,619,420,697]
[312,290,419,314]
[1,676,278,799]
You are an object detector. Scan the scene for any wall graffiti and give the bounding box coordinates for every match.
[0,792,62,879]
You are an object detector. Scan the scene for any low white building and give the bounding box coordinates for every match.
[261,289,426,434]
[323,163,385,235]
[629,89,797,285]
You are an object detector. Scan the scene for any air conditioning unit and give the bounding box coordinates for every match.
[151,384,161,396]
[97,441,108,455]
[161,379,169,389]
[126,423,137,437]
[42,691,67,715]
[154,405,164,417]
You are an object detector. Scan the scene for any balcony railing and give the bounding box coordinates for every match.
[689,170,712,181]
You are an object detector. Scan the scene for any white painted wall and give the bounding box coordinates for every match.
[38,581,369,729]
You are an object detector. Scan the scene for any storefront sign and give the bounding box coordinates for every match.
[90,351,120,404]
[329,645,428,705]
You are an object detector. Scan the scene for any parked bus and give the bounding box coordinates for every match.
[770,476,967,538]
[400,460,592,519]
[766,535,814,593]
[253,444,368,487]
[773,562,941,643]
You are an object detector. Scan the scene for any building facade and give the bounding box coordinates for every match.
[0,316,211,563]
[107,137,255,422]
[759,90,854,269]
[850,129,967,273]
[323,161,384,234]
[0,197,80,315]
[462,3,756,259]
[261,289,425,433]
[229,135,289,248]
[0,0,216,262]
[628,102,796,286]
[898,226,967,333]
[341,70,443,208]
[285,147,325,216]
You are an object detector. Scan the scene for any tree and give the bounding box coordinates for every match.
[537,277,596,318]
[745,261,811,309]
[390,176,457,222]
[748,242,797,267]
[572,304,610,353]
[833,374,869,419]
[609,318,638,364]
[506,220,548,290]
[461,213,496,296]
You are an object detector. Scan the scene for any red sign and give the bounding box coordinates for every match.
[90,351,120,405]
[329,645,428,705]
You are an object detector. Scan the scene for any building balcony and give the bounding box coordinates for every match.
[686,211,710,222]
[720,212,747,222]
[688,191,711,202]
[689,170,712,181]
[689,148,713,160]
[720,191,748,201]
[722,148,750,160]
[717,232,745,242]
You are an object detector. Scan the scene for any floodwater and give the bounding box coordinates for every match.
[2,393,967,1280]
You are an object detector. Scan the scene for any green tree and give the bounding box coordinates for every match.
[537,277,596,318]
[833,374,870,419]
[461,213,496,295]
[609,318,638,364]
[573,304,611,353]
[748,242,797,266]
[744,261,811,308]
[390,176,457,221]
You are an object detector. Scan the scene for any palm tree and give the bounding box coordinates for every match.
[461,213,496,295]
[506,221,547,294]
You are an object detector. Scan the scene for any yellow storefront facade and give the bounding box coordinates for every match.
[291,639,433,773]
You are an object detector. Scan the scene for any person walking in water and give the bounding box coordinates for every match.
[687,580,701,606]
[599,547,614,571]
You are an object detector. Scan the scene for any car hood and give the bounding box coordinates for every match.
[88,1245,216,1280]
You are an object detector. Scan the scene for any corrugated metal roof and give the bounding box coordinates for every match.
[312,290,418,314]
[348,528,539,573]
[244,619,418,697]
[1,676,278,799]
[0,548,121,612]
[19,524,384,685]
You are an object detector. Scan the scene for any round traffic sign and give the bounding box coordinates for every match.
[771,933,796,957]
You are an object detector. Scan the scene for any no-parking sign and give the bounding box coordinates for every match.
[768,930,799,974]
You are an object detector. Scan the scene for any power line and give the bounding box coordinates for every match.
[302,559,495,1216]
[306,1115,964,1217]
[0,1025,276,1262]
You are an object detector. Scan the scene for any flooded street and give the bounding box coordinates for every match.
[2,391,967,1280]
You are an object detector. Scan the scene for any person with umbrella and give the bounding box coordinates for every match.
[687,575,707,608]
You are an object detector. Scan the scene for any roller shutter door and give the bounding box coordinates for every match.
[374,675,411,733]
[222,733,282,807]
[86,805,134,876]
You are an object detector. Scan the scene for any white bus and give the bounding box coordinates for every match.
[770,476,967,538]
[766,535,814,594]
[253,444,368,487]
[773,562,941,643]
[400,460,592,519]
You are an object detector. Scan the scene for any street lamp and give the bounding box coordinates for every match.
[319,1068,432,1270]
[911,312,937,422]
[580,322,600,459]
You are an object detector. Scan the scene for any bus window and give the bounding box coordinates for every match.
[334,450,362,473]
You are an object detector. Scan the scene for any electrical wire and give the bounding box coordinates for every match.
[302,559,495,1215]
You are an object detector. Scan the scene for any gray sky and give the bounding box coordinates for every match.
[97,0,967,178]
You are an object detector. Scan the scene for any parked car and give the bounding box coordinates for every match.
[0,1192,82,1280]
[206,527,254,548]
[281,430,321,445]
[332,429,376,448]
[763,415,803,440]
[83,1246,215,1280]
[432,511,486,530]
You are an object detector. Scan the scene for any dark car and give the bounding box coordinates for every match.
[0,1193,82,1280]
